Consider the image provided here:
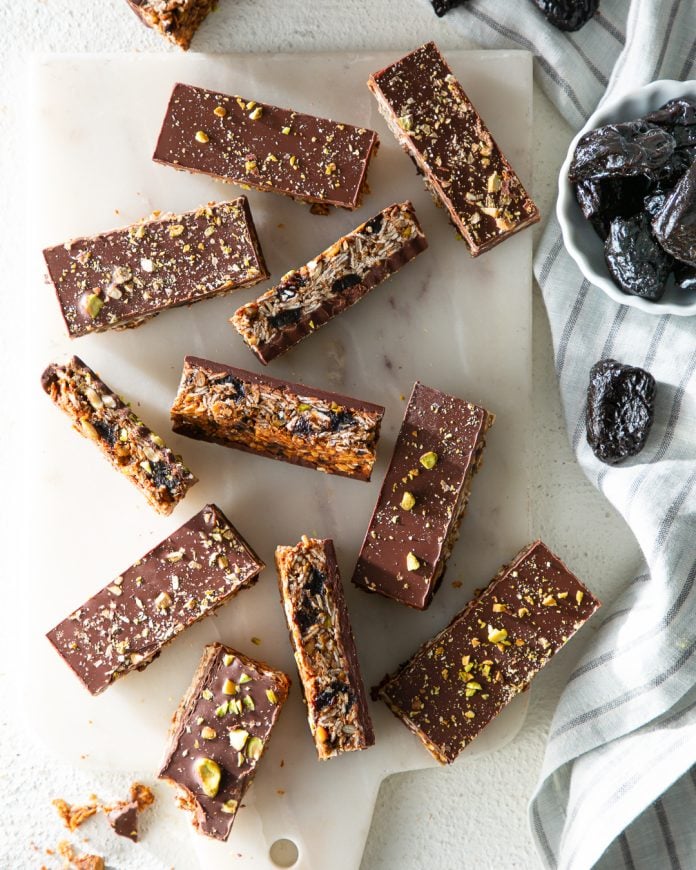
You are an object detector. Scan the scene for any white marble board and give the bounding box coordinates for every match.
[23,51,534,870]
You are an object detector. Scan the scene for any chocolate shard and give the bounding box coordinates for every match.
[170,356,385,481]
[352,382,494,609]
[275,537,375,759]
[43,198,268,339]
[124,0,217,50]
[46,505,264,695]
[41,356,197,515]
[158,643,290,841]
[153,83,379,210]
[106,801,139,842]
[368,42,540,256]
[375,541,600,763]
[231,201,428,365]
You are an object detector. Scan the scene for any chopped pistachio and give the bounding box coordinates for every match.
[200,726,217,740]
[154,591,172,610]
[281,126,291,135]
[419,451,438,470]
[245,160,257,173]
[213,105,227,118]
[406,552,421,572]
[576,590,584,605]
[542,595,557,607]
[223,654,235,667]
[242,695,255,712]
[228,698,242,716]
[195,130,209,143]
[400,491,416,511]
[265,688,278,705]
[249,106,263,121]
[169,224,185,238]
[221,799,238,814]
[215,702,229,718]
[82,293,104,319]
[487,625,508,644]
[238,673,252,684]
[464,710,476,719]
[222,679,237,695]
[246,736,264,760]
[228,729,249,751]
[193,757,221,798]
[201,689,213,701]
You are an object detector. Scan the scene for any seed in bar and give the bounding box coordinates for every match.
[158,643,290,840]
[46,505,264,695]
[170,356,385,481]
[275,536,375,759]
[41,356,197,515]
[231,201,428,365]
[375,541,600,763]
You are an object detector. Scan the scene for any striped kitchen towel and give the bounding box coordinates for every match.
[434,1,696,868]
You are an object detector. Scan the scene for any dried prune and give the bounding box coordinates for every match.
[296,602,316,633]
[292,416,313,438]
[332,274,362,294]
[530,0,599,30]
[328,409,355,431]
[306,566,326,596]
[151,460,178,493]
[315,681,352,711]
[431,0,470,16]
[674,260,696,291]
[644,98,696,134]
[363,214,384,234]
[604,213,673,301]
[216,374,245,401]
[268,307,302,330]
[276,274,307,302]
[643,190,670,219]
[569,121,675,184]
[575,176,650,238]
[652,162,696,267]
[93,419,118,446]
[586,359,656,465]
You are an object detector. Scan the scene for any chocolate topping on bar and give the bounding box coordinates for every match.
[47,505,264,695]
[375,541,600,763]
[44,198,267,338]
[368,42,539,256]
[158,643,290,840]
[153,83,379,209]
[352,382,493,609]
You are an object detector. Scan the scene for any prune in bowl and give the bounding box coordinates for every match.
[557,80,696,316]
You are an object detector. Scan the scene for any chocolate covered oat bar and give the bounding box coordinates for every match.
[352,382,493,609]
[43,198,267,338]
[125,0,216,49]
[158,643,290,840]
[41,356,196,515]
[368,42,539,256]
[231,201,428,365]
[47,505,264,695]
[170,357,385,480]
[153,83,379,210]
[375,541,600,763]
[275,537,374,759]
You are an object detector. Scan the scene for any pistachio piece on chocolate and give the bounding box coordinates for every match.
[246,737,264,760]
[228,729,249,751]
[400,491,416,511]
[193,757,221,798]
[406,552,421,572]
[419,451,438,470]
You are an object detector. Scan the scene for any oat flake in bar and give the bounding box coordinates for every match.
[47,505,264,695]
[368,42,540,256]
[231,201,428,365]
[124,0,216,50]
[44,198,268,339]
[42,356,196,515]
[375,541,600,763]
[275,537,375,759]
[352,381,493,609]
[153,83,379,210]
[158,643,290,840]
[170,356,385,481]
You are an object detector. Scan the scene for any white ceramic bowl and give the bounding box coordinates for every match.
[557,79,696,317]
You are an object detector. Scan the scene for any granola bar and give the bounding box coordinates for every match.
[170,356,385,481]
[231,201,428,365]
[368,42,540,256]
[352,382,494,609]
[275,537,374,759]
[46,505,264,695]
[124,0,216,50]
[41,356,196,515]
[375,541,600,763]
[43,198,268,338]
[158,643,290,840]
[153,83,379,210]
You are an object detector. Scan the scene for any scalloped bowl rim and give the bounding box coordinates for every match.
[557,78,696,317]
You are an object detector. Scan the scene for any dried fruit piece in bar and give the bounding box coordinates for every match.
[529,0,599,31]
[652,161,696,267]
[170,356,385,481]
[368,42,539,256]
[586,359,656,465]
[375,541,600,763]
[124,0,216,50]
[352,382,494,609]
[158,643,290,840]
[231,201,428,364]
[43,198,268,339]
[604,213,673,301]
[153,83,379,210]
[41,356,196,515]
[275,537,374,759]
[47,505,264,694]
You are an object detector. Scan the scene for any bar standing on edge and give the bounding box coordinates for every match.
[42,356,197,515]
[170,356,385,480]
[153,83,379,210]
[47,505,264,695]
[352,382,494,609]
[158,643,290,840]
[231,201,428,365]
[123,0,217,50]
[375,541,600,763]
[43,198,268,338]
[368,41,540,256]
[275,537,375,759]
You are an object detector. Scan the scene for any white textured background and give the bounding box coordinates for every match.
[0,2,638,868]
